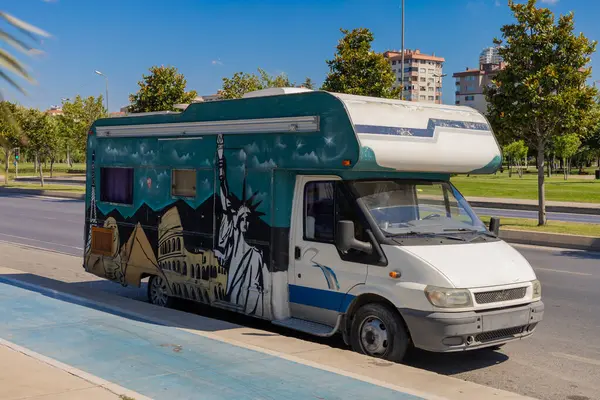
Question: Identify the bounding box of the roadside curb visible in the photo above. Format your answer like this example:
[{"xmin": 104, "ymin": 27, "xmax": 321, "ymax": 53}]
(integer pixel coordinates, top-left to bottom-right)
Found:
[
  {"xmin": 499, "ymin": 229, "xmax": 600, "ymax": 252},
  {"xmin": 469, "ymin": 199, "xmax": 600, "ymax": 215},
  {"xmin": 0, "ymin": 187, "xmax": 84, "ymax": 200}
]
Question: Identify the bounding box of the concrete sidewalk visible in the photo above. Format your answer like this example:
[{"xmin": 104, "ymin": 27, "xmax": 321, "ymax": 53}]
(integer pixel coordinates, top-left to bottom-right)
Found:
[
  {"xmin": 0, "ymin": 243, "xmax": 536, "ymax": 400},
  {"xmin": 0, "ymin": 342, "xmax": 122, "ymax": 400}
]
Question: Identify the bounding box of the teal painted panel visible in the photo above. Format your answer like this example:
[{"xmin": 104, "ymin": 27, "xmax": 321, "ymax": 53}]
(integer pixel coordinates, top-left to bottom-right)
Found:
[
  {"xmin": 273, "ymin": 170, "xmax": 297, "ymax": 228},
  {"xmin": 469, "ymin": 154, "xmax": 502, "ymax": 174}
]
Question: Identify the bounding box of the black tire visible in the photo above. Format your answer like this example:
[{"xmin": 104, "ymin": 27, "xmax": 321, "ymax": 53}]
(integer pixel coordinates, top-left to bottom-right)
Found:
[
  {"xmin": 147, "ymin": 275, "xmax": 174, "ymax": 307},
  {"xmin": 350, "ymin": 303, "xmax": 409, "ymax": 363}
]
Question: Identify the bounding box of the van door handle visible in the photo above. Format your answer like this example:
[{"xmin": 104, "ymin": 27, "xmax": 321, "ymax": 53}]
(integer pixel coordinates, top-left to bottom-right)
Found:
[{"xmin": 294, "ymin": 246, "xmax": 301, "ymax": 260}]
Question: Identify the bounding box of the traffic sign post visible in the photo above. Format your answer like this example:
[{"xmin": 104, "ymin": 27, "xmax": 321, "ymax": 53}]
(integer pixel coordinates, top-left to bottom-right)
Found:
[{"xmin": 13, "ymin": 148, "xmax": 19, "ymax": 178}]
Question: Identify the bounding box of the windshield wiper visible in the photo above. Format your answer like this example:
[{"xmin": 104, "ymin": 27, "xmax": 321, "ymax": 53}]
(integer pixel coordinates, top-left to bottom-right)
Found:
[{"xmin": 388, "ymin": 231, "xmax": 466, "ymax": 241}]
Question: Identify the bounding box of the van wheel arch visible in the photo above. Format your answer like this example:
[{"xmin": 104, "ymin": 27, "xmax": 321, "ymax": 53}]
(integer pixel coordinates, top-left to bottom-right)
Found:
[{"xmin": 343, "ymin": 293, "xmax": 412, "ymax": 345}]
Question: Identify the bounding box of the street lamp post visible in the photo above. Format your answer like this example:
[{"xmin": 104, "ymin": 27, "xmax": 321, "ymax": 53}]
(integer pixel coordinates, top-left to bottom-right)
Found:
[{"xmin": 94, "ymin": 70, "xmax": 109, "ymax": 113}]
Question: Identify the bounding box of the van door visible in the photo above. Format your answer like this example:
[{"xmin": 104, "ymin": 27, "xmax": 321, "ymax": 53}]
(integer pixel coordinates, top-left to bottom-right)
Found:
[{"xmin": 289, "ymin": 176, "xmax": 369, "ymax": 326}]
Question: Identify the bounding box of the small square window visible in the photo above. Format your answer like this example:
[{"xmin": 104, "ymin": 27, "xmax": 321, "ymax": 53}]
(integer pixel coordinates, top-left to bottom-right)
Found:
[
  {"xmin": 172, "ymin": 169, "xmax": 196, "ymax": 198},
  {"xmin": 100, "ymin": 167, "xmax": 133, "ymax": 205}
]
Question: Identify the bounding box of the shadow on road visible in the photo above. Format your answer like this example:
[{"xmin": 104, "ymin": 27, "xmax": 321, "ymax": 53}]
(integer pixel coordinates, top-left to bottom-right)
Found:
[
  {"xmin": 0, "ymin": 272, "xmax": 509, "ymax": 375},
  {"xmin": 558, "ymin": 250, "xmax": 600, "ymax": 260},
  {"xmin": 404, "ymin": 347, "xmax": 509, "ymax": 375}
]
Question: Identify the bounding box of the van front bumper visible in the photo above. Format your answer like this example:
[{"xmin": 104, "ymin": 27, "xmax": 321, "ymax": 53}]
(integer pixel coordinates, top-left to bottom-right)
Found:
[{"xmin": 399, "ymin": 301, "xmax": 544, "ymax": 352}]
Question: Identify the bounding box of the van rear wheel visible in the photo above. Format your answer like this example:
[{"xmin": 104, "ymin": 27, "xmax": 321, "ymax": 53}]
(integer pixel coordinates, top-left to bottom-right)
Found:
[
  {"xmin": 350, "ymin": 303, "xmax": 409, "ymax": 363},
  {"xmin": 148, "ymin": 275, "xmax": 173, "ymax": 307}
]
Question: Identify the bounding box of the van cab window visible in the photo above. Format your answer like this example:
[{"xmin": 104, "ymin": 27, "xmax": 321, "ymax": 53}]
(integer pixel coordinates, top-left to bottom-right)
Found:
[
  {"xmin": 304, "ymin": 181, "xmax": 335, "ymax": 242},
  {"xmin": 304, "ymin": 181, "xmax": 369, "ymax": 245}
]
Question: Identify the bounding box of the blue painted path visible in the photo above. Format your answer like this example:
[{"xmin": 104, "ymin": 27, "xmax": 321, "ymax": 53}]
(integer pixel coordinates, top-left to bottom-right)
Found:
[{"xmin": 0, "ymin": 280, "xmax": 422, "ymax": 400}]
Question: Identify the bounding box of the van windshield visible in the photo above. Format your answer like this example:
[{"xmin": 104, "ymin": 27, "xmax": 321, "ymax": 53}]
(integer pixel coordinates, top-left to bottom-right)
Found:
[{"xmin": 351, "ymin": 180, "xmax": 488, "ymax": 236}]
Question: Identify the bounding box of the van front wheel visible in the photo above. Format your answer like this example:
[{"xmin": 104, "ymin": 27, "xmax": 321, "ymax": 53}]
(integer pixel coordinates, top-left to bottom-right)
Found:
[{"xmin": 350, "ymin": 303, "xmax": 409, "ymax": 363}]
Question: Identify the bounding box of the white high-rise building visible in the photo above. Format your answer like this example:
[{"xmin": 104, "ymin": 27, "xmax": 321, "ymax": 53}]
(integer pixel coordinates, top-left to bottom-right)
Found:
[{"xmin": 479, "ymin": 47, "xmax": 503, "ymax": 66}]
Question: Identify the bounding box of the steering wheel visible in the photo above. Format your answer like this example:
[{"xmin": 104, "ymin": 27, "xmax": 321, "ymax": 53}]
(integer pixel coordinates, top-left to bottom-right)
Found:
[{"xmin": 422, "ymin": 213, "xmax": 441, "ymax": 220}]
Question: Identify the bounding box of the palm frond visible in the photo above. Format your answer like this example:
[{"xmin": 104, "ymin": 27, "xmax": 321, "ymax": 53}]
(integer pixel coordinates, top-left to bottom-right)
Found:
[
  {"xmin": 0, "ymin": 29, "xmax": 34, "ymax": 54},
  {"xmin": 0, "ymin": 48, "xmax": 33, "ymax": 83},
  {"xmin": 0, "ymin": 12, "xmax": 50, "ymax": 41},
  {"xmin": 0, "ymin": 70, "xmax": 27, "ymax": 95},
  {"xmin": 0, "ymin": 10, "xmax": 49, "ymax": 133}
]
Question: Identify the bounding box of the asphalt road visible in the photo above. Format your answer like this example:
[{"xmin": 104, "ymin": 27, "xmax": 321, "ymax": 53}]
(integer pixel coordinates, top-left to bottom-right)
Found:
[
  {"xmin": 0, "ymin": 193, "xmax": 83, "ymax": 256},
  {"xmin": 1, "ymin": 193, "xmax": 599, "ymax": 400}
]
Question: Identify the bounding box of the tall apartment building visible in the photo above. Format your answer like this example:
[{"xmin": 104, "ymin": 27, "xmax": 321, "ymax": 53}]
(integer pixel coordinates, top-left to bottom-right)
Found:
[
  {"xmin": 453, "ymin": 47, "xmax": 504, "ymax": 113},
  {"xmin": 383, "ymin": 49, "xmax": 445, "ymax": 104}
]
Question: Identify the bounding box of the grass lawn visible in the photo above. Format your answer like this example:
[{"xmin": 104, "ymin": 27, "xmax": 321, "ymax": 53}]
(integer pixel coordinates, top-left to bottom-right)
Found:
[
  {"xmin": 0, "ymin": 182, "xmax": 85, "ymax": 193},
  {"xmin": 452, "ymin": 172, "xmax": 600, "ymax": 203},
  {"xmin": 0, "ymin": 162, "xmax": 86, "ymax": 179},
  {"xmin": 479, "ymin": 215, "xmax": 600, "ymax": 237}
]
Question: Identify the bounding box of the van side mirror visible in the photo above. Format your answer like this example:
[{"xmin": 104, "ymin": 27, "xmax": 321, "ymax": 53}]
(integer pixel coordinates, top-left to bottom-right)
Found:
[
  {"xmin": 489, "ymin": 217, "xmax": 500, "ymax": 236},
  {"xmin": 336, "ymin": 220, "xmax": 373, "ymax": 254}
]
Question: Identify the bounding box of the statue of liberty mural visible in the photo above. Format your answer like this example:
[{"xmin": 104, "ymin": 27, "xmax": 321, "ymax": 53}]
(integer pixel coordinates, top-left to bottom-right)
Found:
[{"xmin": 214, "ymin": 134, "xmax": 268, "ymax": 316}]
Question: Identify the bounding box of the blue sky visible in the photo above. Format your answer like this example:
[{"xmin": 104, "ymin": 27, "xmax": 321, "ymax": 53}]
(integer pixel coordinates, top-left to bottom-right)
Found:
[{"xmin": 3, "ymin": 0, "xmax": 600, "ymax": 111}]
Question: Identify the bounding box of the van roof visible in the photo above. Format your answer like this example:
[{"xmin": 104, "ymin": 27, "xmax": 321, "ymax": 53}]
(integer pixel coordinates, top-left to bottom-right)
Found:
[{"xmin": 92, "ymin": 90, "xmax": 501, "ymax": 175}]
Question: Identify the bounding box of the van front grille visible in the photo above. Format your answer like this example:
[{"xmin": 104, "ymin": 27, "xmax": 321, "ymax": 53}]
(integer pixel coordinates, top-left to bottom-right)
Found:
[
  {"xmin": 475, "ymin": 287, "xmax": 527, "ymax": 304},
  {"xmin": 476, "ymin": 326, "xmax": 526, "ymax": 343}
]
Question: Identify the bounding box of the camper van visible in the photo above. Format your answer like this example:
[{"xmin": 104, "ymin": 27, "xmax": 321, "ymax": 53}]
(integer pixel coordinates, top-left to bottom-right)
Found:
[{"xmin": 84, "ymin": 88, "xmax": 543, "ymax": 362}]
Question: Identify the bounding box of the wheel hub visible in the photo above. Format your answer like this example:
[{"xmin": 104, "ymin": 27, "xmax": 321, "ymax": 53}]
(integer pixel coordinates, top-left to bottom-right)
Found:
[
  {"xmin": 359, "ymin": 317, "xmax": 389, "ymax": 356},
  {"xmin": 150, "ymin": 276, "xmax": 169, "ymax": 307}
]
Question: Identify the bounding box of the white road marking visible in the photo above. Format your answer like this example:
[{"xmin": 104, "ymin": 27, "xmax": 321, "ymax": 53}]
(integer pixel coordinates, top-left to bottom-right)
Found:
[
  {"xmin": 0, "ymin": 233, "xmax": 83, "ymax": 251},
  {"xmin": 551, "ymin": 352, "xmax": 600, "ymax": 366},
  {"xmin": 535, "ymin": 267, "xmax": 592, "ymax": 276}
]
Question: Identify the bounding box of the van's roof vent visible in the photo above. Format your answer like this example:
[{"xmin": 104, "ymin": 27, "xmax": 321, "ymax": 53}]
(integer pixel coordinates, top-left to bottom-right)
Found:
[{"xmin": 242, "ymin": 87, "xmax": 313, "ymax": 99}]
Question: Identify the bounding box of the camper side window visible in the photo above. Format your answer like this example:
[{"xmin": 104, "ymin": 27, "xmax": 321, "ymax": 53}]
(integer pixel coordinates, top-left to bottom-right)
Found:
[
  {"xmin": 100, "ymin": 167, "xmax": 133, "ymax": 205},
  {"xmin": 172, "ymin": 169, "xmax": 197, "ymax": 198},
  {"xmin": 304, "ymin": 181, "xmax": 335, "ymax": 242}
]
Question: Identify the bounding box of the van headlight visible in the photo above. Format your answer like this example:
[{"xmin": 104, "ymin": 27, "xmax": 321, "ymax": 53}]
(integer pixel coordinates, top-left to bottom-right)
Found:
[
  {"xmin": 531, "ymin": 280, "xmax": 542, "ymax": 299},
  {"xmin": 424, "ymin": 286, "xmax": 473, "ymax": 308}
]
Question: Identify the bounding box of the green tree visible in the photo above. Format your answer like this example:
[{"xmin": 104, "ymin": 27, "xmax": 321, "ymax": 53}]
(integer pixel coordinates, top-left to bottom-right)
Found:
[
  {"xmin": 485, "ymin": 0, "xmax": 598, "ymax": 225},
  {"xmin": 20, "ymin": 108, "xmax": 57, "ymax": 186},
  {"xmin": 128, "ymin": 66, "xmax": 197, "ymax": 113},
  {"xmin": 0, "ymin": 101, "xmax": 24, "ymax": 184},
  {"xmin": 503, "ymin": 140, "xmax": 529, "ymax": 178},
  {"xmin": 321, "ymin": 28, "xmax": 399, "ymax": 98},
  {"xmin": 220, "ymin": 68, "xmax": 296, "ymax": 100},
  {"xmin": 554, "ymin": 134, "xmax": 581, "ymax": 180},
  {"xmin": 60, "ymin": 95, "xmax": 106, "ymax": 163},
  {"xmin": 301, "ymin": 77, "xmax": 315, "ymax": 89}
]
